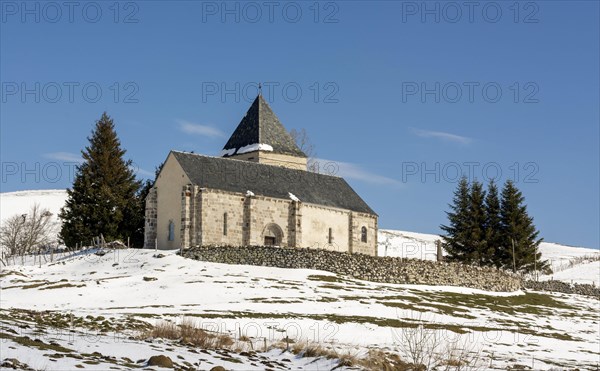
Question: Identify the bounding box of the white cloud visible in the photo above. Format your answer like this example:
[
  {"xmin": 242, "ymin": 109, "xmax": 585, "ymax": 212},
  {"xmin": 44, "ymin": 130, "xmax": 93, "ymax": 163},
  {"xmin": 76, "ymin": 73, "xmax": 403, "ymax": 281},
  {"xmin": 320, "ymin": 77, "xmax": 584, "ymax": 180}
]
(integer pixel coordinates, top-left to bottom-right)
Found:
[
  {"xmin": 411, "ymin": 128, "xmax": 472, "ymax": 145},
  {"xmin": 313, "ymin": 158, "xmax": 402, "ymax": 187},
  {"xmin": 43, "ymin": 152, "xmax": 83, "ymax": 163},
  {"xmin": 178, "ymin": 120, "xmax": 225, "ymax": 138}
]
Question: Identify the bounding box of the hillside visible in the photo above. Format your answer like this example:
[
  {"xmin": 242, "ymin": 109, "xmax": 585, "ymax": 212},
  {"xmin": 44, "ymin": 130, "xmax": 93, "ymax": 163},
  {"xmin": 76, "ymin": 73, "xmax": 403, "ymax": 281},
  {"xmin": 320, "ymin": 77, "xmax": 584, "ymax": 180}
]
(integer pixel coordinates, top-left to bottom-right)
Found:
[
  {"xmin": 0, "ymin": 189, "xmax": 67, "ymax": 224},
  {"xmin": 1, "ymin": 247, "xmax": 599, "ymax": 370},
  {"xmin": 1, "ymin": 190, "xmax": 599, "ymax": 369}
]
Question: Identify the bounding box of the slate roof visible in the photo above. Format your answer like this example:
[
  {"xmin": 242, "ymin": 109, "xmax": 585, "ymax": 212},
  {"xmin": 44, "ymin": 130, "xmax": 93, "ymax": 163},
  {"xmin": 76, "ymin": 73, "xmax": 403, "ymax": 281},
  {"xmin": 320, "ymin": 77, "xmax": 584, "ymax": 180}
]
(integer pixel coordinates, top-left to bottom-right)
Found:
[
  {"xmin": 171, "ymin": 151, "xmax": 376, "ymax": 215},
  {"xmin": 222, "ymin": 95, "xmax": 307, "ymax": 158}
]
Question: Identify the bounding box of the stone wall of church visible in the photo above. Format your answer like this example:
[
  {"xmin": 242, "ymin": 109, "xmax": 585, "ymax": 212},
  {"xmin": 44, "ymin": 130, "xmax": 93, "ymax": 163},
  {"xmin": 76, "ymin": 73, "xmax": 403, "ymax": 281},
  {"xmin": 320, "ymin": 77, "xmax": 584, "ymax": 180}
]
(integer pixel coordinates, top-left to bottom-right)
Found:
[
  {"xmin": 195, "ymin": 190, "xmax": 296, "ymax": 248},
  {"xmin": 350, "ymin": 212, "xmax": 378, "ymax": 256},
  {"xmin": 183, "ymin": 188, "xmax": 378, "ymax": 254},
  {"xmin": 301, "ymin": 204, "xmax": 351, "ymax": 253},
  {"xmin": 199, "ymin": 189, "xmax": 245, "ymax": 246},
  {"xmin": 244, "ymin": 195, "xmax": 291, "ymax": 246},
  {"xmin": 143, "ymin": 187, "xmax": 158, "ymax": 249}
]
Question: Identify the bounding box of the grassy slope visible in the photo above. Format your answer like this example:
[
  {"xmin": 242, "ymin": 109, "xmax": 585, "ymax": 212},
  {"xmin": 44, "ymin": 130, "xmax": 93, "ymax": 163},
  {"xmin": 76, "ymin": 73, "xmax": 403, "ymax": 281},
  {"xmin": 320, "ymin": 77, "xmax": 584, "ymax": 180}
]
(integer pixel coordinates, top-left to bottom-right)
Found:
[{"xmin": 1, "ymin": 249, "xmax": 599, "ymax": 370}]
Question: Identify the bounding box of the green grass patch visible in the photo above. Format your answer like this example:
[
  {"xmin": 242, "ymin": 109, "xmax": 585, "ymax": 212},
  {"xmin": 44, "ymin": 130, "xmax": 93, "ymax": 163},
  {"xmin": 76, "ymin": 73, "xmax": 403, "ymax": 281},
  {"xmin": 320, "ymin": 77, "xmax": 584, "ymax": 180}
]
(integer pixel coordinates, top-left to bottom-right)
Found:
[{"xmin": 0, "ymin": 332, "xmax": 74, "ymax": 353}]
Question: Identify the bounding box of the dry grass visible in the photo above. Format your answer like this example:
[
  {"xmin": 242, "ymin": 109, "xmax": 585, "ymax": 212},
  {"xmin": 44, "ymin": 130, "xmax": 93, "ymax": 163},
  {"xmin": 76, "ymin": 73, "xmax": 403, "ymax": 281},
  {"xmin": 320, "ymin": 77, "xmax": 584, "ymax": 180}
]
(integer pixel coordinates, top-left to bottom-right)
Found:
[
  {"xmin": 147, "ymin": 320, "xmax": 179, "ymax": 339},
  {"xmin": 286, "ymin": 340, "xmax": 420, "ymax": 370},
  {"xmin": 145, "ymin": 318, "xmax": 483, "ymax": 370},
  {"xmin": 356, "ymin": 349, "xmax": 422, "ymax": 371},
  {"xmin": 143, "ymin": 318, "xmax": 233, "ymax": 349}
]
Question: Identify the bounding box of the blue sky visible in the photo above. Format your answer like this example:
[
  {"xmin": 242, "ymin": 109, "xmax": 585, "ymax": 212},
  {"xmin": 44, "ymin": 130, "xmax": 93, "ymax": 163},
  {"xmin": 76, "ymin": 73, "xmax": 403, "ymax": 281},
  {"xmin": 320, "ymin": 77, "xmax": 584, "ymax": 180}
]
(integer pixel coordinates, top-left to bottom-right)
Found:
[{"xmin": 1, "ymin": 1, "xmax": 598, "ymax": 248}]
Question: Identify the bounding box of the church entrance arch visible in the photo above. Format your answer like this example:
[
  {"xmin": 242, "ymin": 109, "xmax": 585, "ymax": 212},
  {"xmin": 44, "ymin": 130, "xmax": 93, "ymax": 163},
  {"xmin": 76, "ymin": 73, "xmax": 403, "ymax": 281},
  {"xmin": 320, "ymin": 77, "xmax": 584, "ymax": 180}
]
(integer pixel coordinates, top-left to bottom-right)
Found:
[{"xmin": 262, "ymin": 223, "xmax": 284, "ymax": 246}]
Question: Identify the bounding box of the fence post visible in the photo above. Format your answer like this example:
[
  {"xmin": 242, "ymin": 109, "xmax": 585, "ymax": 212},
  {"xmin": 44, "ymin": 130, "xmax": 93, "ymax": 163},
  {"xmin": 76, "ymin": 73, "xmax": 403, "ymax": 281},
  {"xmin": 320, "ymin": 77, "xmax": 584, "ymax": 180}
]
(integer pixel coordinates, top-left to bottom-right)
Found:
[{"xmin": 436, "ymin": 240, "xmax": 443, "ymax": 262}]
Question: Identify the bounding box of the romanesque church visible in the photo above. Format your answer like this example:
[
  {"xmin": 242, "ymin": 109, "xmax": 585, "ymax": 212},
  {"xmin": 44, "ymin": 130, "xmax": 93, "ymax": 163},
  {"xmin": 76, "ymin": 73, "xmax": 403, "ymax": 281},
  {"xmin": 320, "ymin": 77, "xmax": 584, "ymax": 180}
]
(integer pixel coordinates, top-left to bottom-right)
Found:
[{"xmin": 144, "ymin": 95, "xmax": 378, "ymax": 255}]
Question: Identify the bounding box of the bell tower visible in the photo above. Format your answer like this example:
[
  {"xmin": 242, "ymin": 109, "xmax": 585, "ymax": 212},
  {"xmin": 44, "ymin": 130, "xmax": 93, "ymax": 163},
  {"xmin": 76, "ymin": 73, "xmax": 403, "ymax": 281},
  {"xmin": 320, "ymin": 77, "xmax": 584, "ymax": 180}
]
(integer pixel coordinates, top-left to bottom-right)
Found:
[{"xmin": 220, "ymin": 94, "xmax": 308, "ymax": 170}]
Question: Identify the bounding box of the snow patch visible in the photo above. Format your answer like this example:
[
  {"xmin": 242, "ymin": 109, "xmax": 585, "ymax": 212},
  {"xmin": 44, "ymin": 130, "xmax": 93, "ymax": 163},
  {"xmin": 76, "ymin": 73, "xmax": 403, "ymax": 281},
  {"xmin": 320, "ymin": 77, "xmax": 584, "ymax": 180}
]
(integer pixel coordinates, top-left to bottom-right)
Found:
[
  {"xmin": 220, "ymin": 148, "xmax": 236, "ymax": 157},
  {"xmin": 288, "ymin": 192, "xmax": 300, "ymax": 202},
  {"xmin": 246, "ymin": 190, "xmax": 255, "ymax": 197},
  {"xmin": 237, "ymin": 143, "xmax": 274, "ymax": 154},
  {"xmin": 1, "ymin": 189, "xmax": 67, "ymax": 225}
]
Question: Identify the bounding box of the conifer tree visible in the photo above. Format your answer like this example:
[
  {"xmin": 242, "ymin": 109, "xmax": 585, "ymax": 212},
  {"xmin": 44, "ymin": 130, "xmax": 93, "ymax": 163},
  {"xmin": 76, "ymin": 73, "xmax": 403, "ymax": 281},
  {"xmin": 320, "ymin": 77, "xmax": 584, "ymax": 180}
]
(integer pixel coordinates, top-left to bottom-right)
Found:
[
  {"xmin": 59, "ymin": 112, "xmax": 141, "ymax": 247},
  {"xmin": 466, "ymin": 181, "xmax": 487, "ymax": 265},
  {"xmin": 483, "ymin": 180, "xmax": 503, "ymax": 267},
  {"xmin": 440, "ymin": 177, "xmax": 472, "ymax": 262},
  {"xmin": 499, "ymin": 180, "xmax": 547, "ymax": 273},
  {"xmin": 128, "ymin": 162, "xmax": 164, "ymax": 248}
]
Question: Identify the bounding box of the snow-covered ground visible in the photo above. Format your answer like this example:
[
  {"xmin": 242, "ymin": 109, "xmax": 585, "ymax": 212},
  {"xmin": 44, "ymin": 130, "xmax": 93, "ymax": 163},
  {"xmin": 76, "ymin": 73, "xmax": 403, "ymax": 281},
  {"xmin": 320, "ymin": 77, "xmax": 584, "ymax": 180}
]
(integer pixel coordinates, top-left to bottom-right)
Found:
[
  {"xmin": 1, "ymin": 249, "xmax": 599, "ymax": 370},
  {"xmin": 1, "ymin": 189, "xmax": 599, "ymax": 369},
  {"xmin": 0, "ymin": 189, "xmax": 67, "ymax": 224}
]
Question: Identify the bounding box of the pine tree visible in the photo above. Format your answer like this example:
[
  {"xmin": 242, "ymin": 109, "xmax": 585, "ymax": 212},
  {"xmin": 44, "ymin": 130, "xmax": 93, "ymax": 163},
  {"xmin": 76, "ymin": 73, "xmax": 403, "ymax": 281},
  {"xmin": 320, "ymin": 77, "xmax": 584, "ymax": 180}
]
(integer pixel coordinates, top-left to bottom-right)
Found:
[
  {"xmin": 440, "ymin": 177, "xmax": 472, "ymax": 262},
  {"xmin": 483, "ymin": 180, "xmax": 503, "ymax": 267},
  {"xmin": 59, "ymin": 112, "xmax": 141, "ymax": 247},
  {"xmin": 466, "ymin": 180, "xmax": 487, "ymax": 265},
  {"xmin": 499, "ymin": 180, "xmax": 548, "ymax": 273},
  {"xmin": 128, "ymin": 162, "xmax": 164, "ymax": 248},
  {"xmin": 120, "ymin": 186, "xmax": 146, "ymax": 248}
]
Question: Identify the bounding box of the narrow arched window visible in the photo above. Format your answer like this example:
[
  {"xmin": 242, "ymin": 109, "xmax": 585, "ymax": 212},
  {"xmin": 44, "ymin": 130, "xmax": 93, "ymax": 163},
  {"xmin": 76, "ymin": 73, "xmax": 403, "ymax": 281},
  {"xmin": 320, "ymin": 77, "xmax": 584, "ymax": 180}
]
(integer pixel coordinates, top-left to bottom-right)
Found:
[
  {"xmin": 361, "ymin": 226, "xmax": 368, "ymax": 243},
  {"xmin": 223, "ymin": 213, "xmax": 228, "ymax": 236},
  {"xmin": 328, "ymin": 228, "xmax": 333, "ymax": 244},
  {"xmin": 168, "ymin": 220, "xmax": 175, "ymax": 241}
]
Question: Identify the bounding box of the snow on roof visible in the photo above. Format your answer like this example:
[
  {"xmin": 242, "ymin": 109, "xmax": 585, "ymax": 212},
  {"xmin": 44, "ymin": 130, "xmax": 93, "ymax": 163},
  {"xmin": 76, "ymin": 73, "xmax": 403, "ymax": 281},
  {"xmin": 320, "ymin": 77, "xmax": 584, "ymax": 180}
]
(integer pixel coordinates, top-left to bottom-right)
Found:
[
  {"xmin": 237, "ymin": 143, "xmax": 274, "ymax": 155},
  {"xmin": 220, "ymin": 144, "xmax": 275, "ymax": 157},
  {"xmin": 220, "ymin": 148, "xmax": 236, "ymax": 157}
]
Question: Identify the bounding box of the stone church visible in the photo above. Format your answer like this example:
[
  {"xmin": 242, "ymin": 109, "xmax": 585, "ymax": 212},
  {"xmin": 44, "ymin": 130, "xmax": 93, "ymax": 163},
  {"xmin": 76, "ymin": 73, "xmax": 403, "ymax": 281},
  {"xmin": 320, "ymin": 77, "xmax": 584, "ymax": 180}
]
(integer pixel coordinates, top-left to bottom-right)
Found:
[{"xmin": 144, "ymin": 95, "xmax": 378, "ymax": 255}]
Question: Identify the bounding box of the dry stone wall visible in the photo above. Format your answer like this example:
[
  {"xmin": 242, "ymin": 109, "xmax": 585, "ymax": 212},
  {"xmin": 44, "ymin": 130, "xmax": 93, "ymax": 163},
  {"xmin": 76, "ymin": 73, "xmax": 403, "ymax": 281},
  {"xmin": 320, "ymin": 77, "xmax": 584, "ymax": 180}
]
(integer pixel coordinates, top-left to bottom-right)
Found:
[
  {"xmin": 184, "ymin": 246, "xmax": 522, "ymax": 292},
  {"xmin": 524, "ymin": 280, "xmax": 599, "ymax": 298}
]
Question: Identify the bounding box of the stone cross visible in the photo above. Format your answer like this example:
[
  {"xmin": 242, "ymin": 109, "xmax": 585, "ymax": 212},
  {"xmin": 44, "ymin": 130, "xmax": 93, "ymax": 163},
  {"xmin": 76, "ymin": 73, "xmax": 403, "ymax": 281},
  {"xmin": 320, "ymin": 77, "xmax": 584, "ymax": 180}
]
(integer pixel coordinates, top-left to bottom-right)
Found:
[{"xmin": 382, "ymin": 236, "xmax": 391, "ymax": 257}]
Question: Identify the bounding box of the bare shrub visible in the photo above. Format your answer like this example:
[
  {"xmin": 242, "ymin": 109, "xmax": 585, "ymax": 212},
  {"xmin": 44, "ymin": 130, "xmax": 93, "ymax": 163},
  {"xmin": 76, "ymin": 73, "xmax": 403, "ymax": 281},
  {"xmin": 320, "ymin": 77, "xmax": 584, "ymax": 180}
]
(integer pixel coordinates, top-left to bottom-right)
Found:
[
  {"xmin": 436, "ymin": 336, "xmax": 483, "ymax": 371},
  {"xmin": 389, "ymin": 311, "xmax": 484, "ymax": 371},
  {"xmin": 0, "ymin": 204, "xmax": 58, "ymax": 265},
  {"xmin": 290, "ymin": 128, "xmax": 318, "ymax": 171},
  {"xmin": 395, "ymin": 324, "xmax": 439, "ymax": 370}
]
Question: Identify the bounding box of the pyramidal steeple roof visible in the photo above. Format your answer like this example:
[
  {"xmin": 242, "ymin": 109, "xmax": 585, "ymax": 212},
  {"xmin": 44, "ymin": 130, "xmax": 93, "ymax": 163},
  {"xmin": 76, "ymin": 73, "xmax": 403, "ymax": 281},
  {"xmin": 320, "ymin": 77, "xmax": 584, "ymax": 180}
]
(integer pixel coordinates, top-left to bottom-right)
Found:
[{"xmin": 221, "ymin": 95, "xmax": 307, "ymax": 158}]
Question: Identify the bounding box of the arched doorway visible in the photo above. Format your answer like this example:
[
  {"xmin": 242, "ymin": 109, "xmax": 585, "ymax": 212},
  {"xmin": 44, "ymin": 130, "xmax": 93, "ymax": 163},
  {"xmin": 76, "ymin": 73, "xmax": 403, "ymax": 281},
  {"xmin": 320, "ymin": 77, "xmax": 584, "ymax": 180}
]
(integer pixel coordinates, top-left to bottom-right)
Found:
[{"xmin": 262, "ymin": 223, "xmax": 284, "ymax": 246}]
